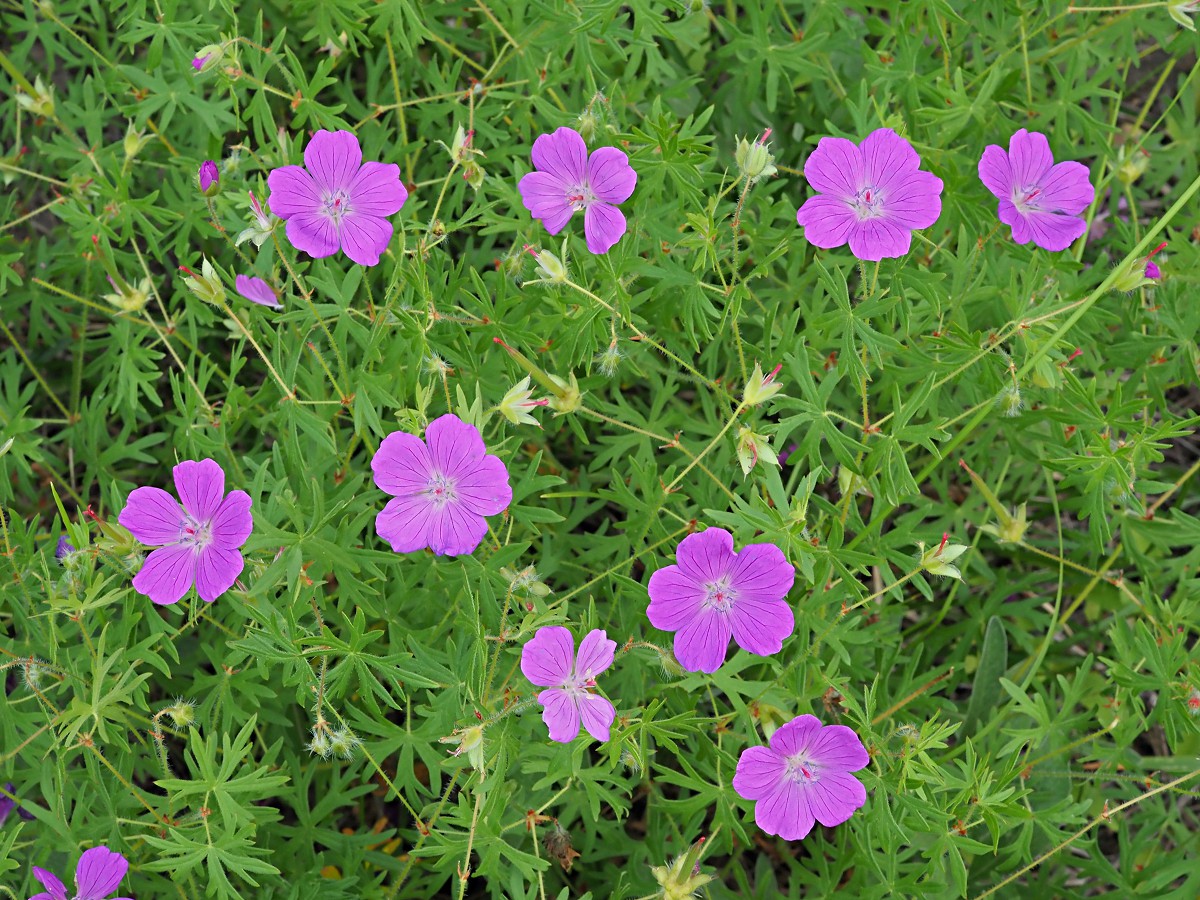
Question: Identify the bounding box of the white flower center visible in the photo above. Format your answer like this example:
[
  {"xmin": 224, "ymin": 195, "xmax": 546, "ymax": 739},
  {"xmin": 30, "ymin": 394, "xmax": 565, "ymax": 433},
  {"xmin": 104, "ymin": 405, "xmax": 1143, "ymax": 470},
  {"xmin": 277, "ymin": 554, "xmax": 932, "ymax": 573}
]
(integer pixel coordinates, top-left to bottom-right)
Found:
[
  {"xmin": 322, "ymin": 189, "xmax": 352, "ymax": 223},
  {"xmin": 851, "ymin": 186, "xmax": 886, "ymax": 221},
  {"xmin": 784, "ymin": 752, "xmax": 820, "ymax": 784},
  {"xmin": 1012, "ymin": 185, "xmax": 1042, "ymax": 214},
  {"xmin": 701, "ymin": 578, "xmax": 736, "ymax": 613},
  {"xmin": 565, "ymin": 183, "xmax": 598, "ymax": 211},
  {"xmin": 426, "ymin": 472, "xmax": 457, "ymax": 507},
  {"xmin": 179, "ymin": 516, "xmax": 213, "ymax": 550}
]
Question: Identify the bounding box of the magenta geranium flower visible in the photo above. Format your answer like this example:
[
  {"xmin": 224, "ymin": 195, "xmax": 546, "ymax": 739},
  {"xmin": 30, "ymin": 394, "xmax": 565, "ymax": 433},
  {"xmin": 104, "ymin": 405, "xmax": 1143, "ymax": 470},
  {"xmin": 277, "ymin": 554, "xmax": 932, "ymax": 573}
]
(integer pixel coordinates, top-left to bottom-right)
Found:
[
  {"xmin": 521, "ymin": 626, "xmax": 617, "ymax": 743},
  {"xmin": 978, "ymin": 129, "xmax": 1094, "ymax": 252},
  {"xmin": 267, "ymin": 129, "xmax": 408, "ymax": 267},
  {"xmin": 235, "ymin": 274, "xmax": 281, "ymax": 309},
  {"xmin": 733, "ymin": 714, "xmax": 869, "ymax": 841},
  {"xmin": 198, "ymin": 160, "xmax": 218, "ymax": 195},
  {"xmin": 118, "ymin": 458, "xmax": 252, "ymax": 606},
  {"xmin": 795, "ymin": 128, "xmax": 943, "ymax": 261},
  {"xmin": 647, "ymin": 528, "xmax": 795, "ymax": 673},
  {"xmin": 518, "ymin": 127, "xmax": 636, "ymax": 255},
  {"xmin": 31, "ymin": 845, "xmax": 132, "ymax": 900},
  {"xmin": 372, "ymin": 414, "xmax": 512, "ymax": 557}
]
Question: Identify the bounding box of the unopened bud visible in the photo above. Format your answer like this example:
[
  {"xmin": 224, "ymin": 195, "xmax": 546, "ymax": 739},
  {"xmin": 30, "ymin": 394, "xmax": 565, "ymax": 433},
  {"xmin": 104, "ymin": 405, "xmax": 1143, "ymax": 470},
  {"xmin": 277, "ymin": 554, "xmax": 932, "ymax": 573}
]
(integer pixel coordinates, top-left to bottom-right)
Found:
[
  {"xmin": 917, "ymin": 533, "xmax": 968, "ymax": 580},
  {"xmin": 15, "ymin": 76, "xmax": 54, "ymax": 117},
  {"xmin": 735, "ymin": 130, "xmax": 777, "ymax": 183},
  {"xmin": 1114, "ymin": 242, "xmax": 1167, "ymax": 293},
  {"xmin": 594, "ymin": 339, "xmax": 623, "ymax": 376},
  {"xmin": 123, "ymin": 123, "xmax": 151, "ymax": 162},
  {"xmin": 735, "ymin": 426, "xmax": 779, "ymax": 476},
  {"xmin": 524, "ymin": 241, "xmax": 569, "ymax": 284},
  {"xmin": 198, "ymin": 160, "xmax": 220, "ymax": 196},
  {"xmin": 104, "ymin": 275, "xmax": 151, "ymax": 313},
  {"xmin": 180, "ymin": 259, "xmax": 226, "ymax": 306},
  {"xmin": 650, "ymin": 837, "xmax": 714, "ymax": 900},
  {"xmin": 191, "ymin": 44, "xmax": 223, "ymax": 73},
  {"xmin": 576, "ymin": 109, "xmax": 599, "ymax": 143},
  {"xmin": 995, "ymin": 384, "xmax": 1022, "ymax": 417},
  {"xmin": 439, "ymin": 724, "xmax": 486, "ymax": 772}
]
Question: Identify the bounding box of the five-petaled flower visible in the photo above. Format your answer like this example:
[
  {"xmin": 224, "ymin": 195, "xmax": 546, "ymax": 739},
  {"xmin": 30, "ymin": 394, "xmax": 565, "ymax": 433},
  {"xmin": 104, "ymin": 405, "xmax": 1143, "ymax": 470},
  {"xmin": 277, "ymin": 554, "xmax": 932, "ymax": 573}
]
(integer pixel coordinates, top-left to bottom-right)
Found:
[
  {"xmin": 30, "ymin": 845, "xmax": 133, "ymax": 900},
  {"xmin": 372, "ymin": 414, "xmax": 512, "ymax": 557},
  {"xmin": 119, "ymin": 459, "xmax": 253, "ymax": 606},
  {"xmin": 795, "ymin": 127, "xmax": 943, "ymax": 261},
  {"xmin": 647, "ymin": 528, "xmax": 795, "ymax": 673},
  {"xmin": 268, "ymin": 129, "xmax": 408, "ymax": 267},
  {"xmin": 978, "ymin": 129, "xmax": 1094, "ymax": 252},
  {"xmin": 732, "ymin": 714, "xmax": 870, "ymax": 841},
  {"xmin": 235, "ymin": 274, "xmax": 282, "ymax": 309},
  {"xmin": 521, "ymin": 626, "xmax": 617, "ymax": 743},
  {"xmin": 518, "ymin": 126, "xmax": 637, "ymax": 255}
]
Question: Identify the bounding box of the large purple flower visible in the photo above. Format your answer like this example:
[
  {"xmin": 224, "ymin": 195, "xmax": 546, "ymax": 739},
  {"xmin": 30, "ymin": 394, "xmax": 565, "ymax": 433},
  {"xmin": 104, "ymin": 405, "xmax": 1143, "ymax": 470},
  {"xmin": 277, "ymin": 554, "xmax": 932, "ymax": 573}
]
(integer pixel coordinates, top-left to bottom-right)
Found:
[
  {"xmin": 118, "ymin": 459, "xmax": 253, "ymax": 606},
  {"xmin": 372, "ymin": 414, "xmax": 512, "ymax": 557},
  {"xmin": 733, "ymin": 715, "xmax": 869, "ymax": 841},
  {"xmin": 518, "ymin": 127, "xmax": 636, "ymax": 255},
  {"xmin": 267, "ymin": 129, "xmax": 408, "ymax": 266},
  {"xmin": 31, "ymin": 845, "xmax": 132, "ymax": 900},
  {"xmin": 521, "ymin": 626, "xmax": 617, "ymax": 743},
  {"xmin": 978, "ymin": 129, "xmax": 1094, "ymax": 252},
  {"xmin": 647, "ymin": 528, "xmax": 795, "ymax": 673},
  {"xmin": 795, "ymin": 128, "xmax": 943, "ymax": 261}
]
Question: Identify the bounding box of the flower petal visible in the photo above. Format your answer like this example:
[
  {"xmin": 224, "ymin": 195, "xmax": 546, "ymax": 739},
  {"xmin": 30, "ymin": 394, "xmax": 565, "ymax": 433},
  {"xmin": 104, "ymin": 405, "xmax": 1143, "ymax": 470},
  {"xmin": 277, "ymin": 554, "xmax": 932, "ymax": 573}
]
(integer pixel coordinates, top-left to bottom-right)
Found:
[
  {"xmin": 768, "ymin": 715, "xmax": 823, "ymax": 757},
  {"xmin": 673, "ymin": 607, "xmax": 732, "ymax": 673},
  {"xmin": 807, "ymin": 723, "xmax": 871, "ymax": 772},
  {"xmin": 537, "ymin": 688, "xmax": 581, "ymax": 743},
  {"xmin": 530, "ymin": 127, "xmax": 589, "ymax": 185},
  {"xmin": 859, "ymin": 128, "xmax": 920, "ymax": 193},
  {"xmin": 427, "ymin": 501, "xmax": 488, "ymax": 556},
  {"xmin": 521, "ymin": 626, "xmax": 576, "ymax": 687},
  {"xmin": 304, "ymin": 129, "xmax": 362, "ymax": 193},
  {"xmin": 285, "ymin": 212, "xmax": 340, "ymax": 259},
  {"xmin": 728, "ymin": 597, "xmax": 793, "ymax": 657},
  {"xmin": 348, "ymin": 161, "xmax": 407, "ymax": 217},
  {"xmin": 74, "ymin": 846, "xmax": 128, "ymax": 900},
  {"xmin": 373, "ymin": 431, "xmax": 434, "ymax": 496},
  {"xmin": 1010, "ymin": 206, "xmax": 1087, "ymax": 252},
  {"xmin": 755, "ymin": 781, "xmax": 816, "ymax": 841},
  {"xmin": 209, "ymin": 490, "xmax": 253, "ymax": 550},
  {"xmin": 266, "ymin": 165, "xmax": 320, "ymax": 219},
  {"xmin": 454, "ymin": 455, "xmax": 512, "ymax": 517},
  {"xmin": 376, "ymin": 494, "xmax": 436, "ymax": 554},
  {"xmin": 646, "ymin": 566, "xmax": 705, "ymax": 631},
  {"xmin": 586, "ymin": 146, "xmax": 636, "ymax": 205},
  {"xmin": 847, "ymin": 218, "xmax": 913, "ymax": 261},
  {"xmin": 425, "ymin": 414, "xmax": 487, "ymax": 478},
  {"xmin": 1008, "ymin": 129, "xmax": 1053, "ymax": 188},
  {"xmin": 577, "ymin": 692, "xmax": 616, "ymax": 741},
  {"xmin": 340, "ymin": 214, "xmax": 394, "ymax": 266},
  {"xmin": 674, "ymin": 528, "xmax": 735, "ymax": 582},
  {"xmin": 194, "ymin": 544, "xmax": 243, "ymax": 603},
  {"xmin": 32, "ymin": 867, "xmax": 67, "ymax": 900},
  {"xmin": 803, "ymin": 136, "xmax": 862, "ymax": 197},
  {"xmin": 795, "ymin": 194, "xmax": 858, "ymax": 250},
  {"xmin": 728, "ymin": 543, "xmax": 795, "ymax": 602},
  {"xmin": 518, "ymin": 170, "xmax": 574, "ymax": 233},
  {"xmin": 583, "ymin": 202, "xmax": 627, "ymax": 254},
  {"xmin": 235, "ymin": 275, "xmax": 281, "ymax": 309},
  {"xmin": 806, "ymin": 772, "xmax": 867, "ymax": 827},
  {"xmin": 575, "ymin": 629, "xmax": 616, "ymax": 679},
  {"xmin": 173, "ymin": 459, "xmax": 225, "ymax": 522},
  {"xmin": 880, "ymin": 170, "xmax": 943, "ymax": 229},
  {"xmin": 733, "ymin": 745, "xmax": 787, "ymax": 801},
  {"xmin": 118, "ymin": 486, "xmax": 185, "ymax": 546},
  {"xmin": 132, "ymin": 545, "xmax": 196, "ymax": 606},
  {"xmin": 977, "ymin": 144, "xmax": 1012, "ymax": 199},
  {"xmin": 1037, "ymin": 160, "xmax": 1094, "ymax": 215}
]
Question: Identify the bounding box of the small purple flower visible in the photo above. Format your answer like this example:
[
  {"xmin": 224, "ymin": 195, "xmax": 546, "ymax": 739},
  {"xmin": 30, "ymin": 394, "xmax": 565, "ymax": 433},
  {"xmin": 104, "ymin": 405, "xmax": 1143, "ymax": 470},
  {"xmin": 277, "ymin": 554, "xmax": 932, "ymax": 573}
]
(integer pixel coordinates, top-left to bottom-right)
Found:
[
  {"xmin": 372, "ymin": 414, "xmax": 512, "ymax": 557},
  {"xmin": 518, "ymin": 126, "xmax": 637, "ymax": 255},
  {"xmin": 192, "ymin": 54, "xmax": 210, "ymax": 72},
  {"xmin": 198, "ymin": 160, "xmax": 219, "ymax": 195},
  {"xmin": 521, "ymin": 626, "xmax": 617, "ymax": 743},
  {"xmin": 795, "ymin": 128, "xmax": 943, "ymax": 261},
  {"xmin": 0, "ymin": 782, "xmax": 34, "ymax": 825},
  {"xmin": 235, "ymin": 274, "xmax": 282, "ymax": 309},
  {"xmin": 55, "ymin": 535, "xmax": 75, "ymax": 562},
  {"xmin": 30, "ymin": 845, "xmax": 131, "ymax": 900},
  {"xmin": 647, "ymin": 528, "xmax": 795, "ymax": 673},
  {"xmin": 1145, "ymin": 260, "xmax": 1161, "ymax": 280},
  {"xmin": 978, "ymin": 129, "xmax": 1094, "ymax": 252},
  {"xmin": 732, "ymin": 714, "xmax": 869, "ymax": 841},
  {"xmin": 267, "ymin": 129, "xmax": 408, "ymax": 267},
  {"xmin": 118, "ymin": 459, "xmax": 252, "ymax": 606}
]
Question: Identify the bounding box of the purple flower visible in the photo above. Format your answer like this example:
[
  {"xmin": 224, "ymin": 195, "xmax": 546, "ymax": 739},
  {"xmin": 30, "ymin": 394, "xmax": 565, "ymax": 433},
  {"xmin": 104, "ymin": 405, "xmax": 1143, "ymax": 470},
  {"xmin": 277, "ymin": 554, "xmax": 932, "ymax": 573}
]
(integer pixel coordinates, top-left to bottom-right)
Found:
[
  {"xmin": 235, "ymin": 274, "xmax": 282, "ymax": 309},
  {"xmin": 1145, "ymin": 260, "xmax": 1161, "ymax": 280},
  {"xmin": 198, "ymin": 160, "xmax": 219, "ymax": 195},
  {"xmin": 191, "ymin": 54, "xmax": 210, "ymax": 72},
  {"xmin": 372, "ymin": 414, "xmax": 512, "ymax": 557},
  {"xmin": 518, "ymin": 126, "xmax": 637, "ymax": 255},
  {"xmin": 978, "ymin": 129, "xmax": 1094, "ymax": 252},
  {"xmin": 521, "ymin": 626, "xmax": 617, "ymax": 743},
  {"xmin": 732, "ymin": 714, "xmax": 869, "ymax": 841},
  {"xmin": 267, "ymin": 129, "xmax": 408, "ymax": 267},
  {"xmin": 795, "ymin": 128, "xmax": 943, "ymax": 261},
  {"xmin": 54, "ymin": 535, "xmax": 75, "ymax": 562},
  {"xmin": 647, "ymin": 528, "xmax": 795, "ymax": 673},
  {"xmin": 0, "ymin": 782, "xmax": 34, "ymax": 824},
  {"xmin": 118, "ymin": 458, "xmax": 252, "ymax": 606},
  {"xmin": 30, "ymin": 845, "xmax": 131, "ymax": 900}
]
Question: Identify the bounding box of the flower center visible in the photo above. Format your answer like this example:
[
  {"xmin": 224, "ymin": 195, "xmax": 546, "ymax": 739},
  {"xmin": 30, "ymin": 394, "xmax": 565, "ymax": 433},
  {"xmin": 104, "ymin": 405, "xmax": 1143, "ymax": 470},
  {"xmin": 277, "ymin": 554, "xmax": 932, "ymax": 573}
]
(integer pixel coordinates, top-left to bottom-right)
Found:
[
  {"xmin": 179, "ymin": 516, "xmax": 213, "ymax": 550},
  {"xmin": 701, "ymin": 578, "xmax": 736, "ymax": 613},
  {"xmin": 1013, "ymin": 185, "xmax": 1042, "ymax": 213},
  {"xmin": 784, "ymin": 752, "xmax": 820, "ymax": 784},
  {"xmin": 322, "ymin": 189, "xmax": 352, "ymax": 223},
  {"xmin": 426, "ymin": 472, "xmax": 457, "ymax": 507},
  {"xmin": 565, "ymin": 184, "xmax": 598, "ymax": 211},
  {"xmin": 851, "ymin": 186, "xmax": 885, "ymax": 220}
]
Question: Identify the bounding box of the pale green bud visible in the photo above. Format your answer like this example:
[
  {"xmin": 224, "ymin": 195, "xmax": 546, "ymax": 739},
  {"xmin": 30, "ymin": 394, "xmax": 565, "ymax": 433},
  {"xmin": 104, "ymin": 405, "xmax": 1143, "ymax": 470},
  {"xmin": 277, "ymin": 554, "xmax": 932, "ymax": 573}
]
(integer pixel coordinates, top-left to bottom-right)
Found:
[
  {"xmin": 15, "ymin": 76, "xmax": 54, "ymax": 118},
  {"xmin": 735, "ymin": 426, "xmax": 779, "ymax": 476},
  {"xmin": 735, "ymin": 130, "xmax": 777, "ymax": 182},
  {"xmin": 917, "ymin": 534, "xmax": 969, "ymax": 580},
  {"xmin": 180, "ymin": 259, "xmax": 226, "ymax": 306},
  {"xmin": 742, "ymin": 362, "xmax": 784, "ymax": 407}
]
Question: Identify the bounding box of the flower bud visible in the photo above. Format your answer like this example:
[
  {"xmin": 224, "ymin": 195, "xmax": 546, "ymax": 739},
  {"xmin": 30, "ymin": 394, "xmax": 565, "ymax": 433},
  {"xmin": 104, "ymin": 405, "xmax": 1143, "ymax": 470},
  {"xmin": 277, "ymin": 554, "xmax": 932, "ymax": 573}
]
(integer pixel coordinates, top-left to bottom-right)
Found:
[
  {"xmin": 546, "ymin": 372, "xmax": 583, "ymax": 415},
  {"xmin": 742, "ymin": 362, "xmax": 784, "ymax": 407},
  {"xmin": 735, "ymin": 426, "xmax": 779, "ymax": 476},
  {"xmin": 167, "ymin": 700, "xmax": 196, "ymax": 727},
  {"xmin": 180, "ymin": 259, "xmax": 226, "ymax": 306},
  {"xmin": 328, "ymin": 727, "xmax": 361, "ymax": 759},
  {"xmin": 235, "ymin": 191, "xmax": 276, "ymax": 248},
  {"xmin": 838, "ymin": 466, "xmax": 871, "ymax": 498},
  {"xmin": 462, "ymin": 160, "xmax": 485, "ymax": 190},
  {"xmin": 576, "ymin": 109, "xmax": 599, "ymax": 143},
  {"xmin": 1169, "ymin": 0, "xmax": 1199, "ymax": 30},
  {"xmin": 307, "ymin": 729, "xmax": 332, "ymax": 758},
  {"xmin": 439, "ymin": 725, "xmax": 486, "ymax": 772},
  {"xmin": 523, "ymin": 241, "xmax": 569, "ymax": 285},
  {"xmin": 191, "ymin": 44, "xmax": 223, "ymax": 73},
  {"xmin": 650, "ymin": 837, "xmax": 715, "ymax": 900},
  {"xmin": 15, "ymin": 76, "xmax": 54, "ymax": 118},
  {"xmin": 123, "ymin": 123, "xmax": 151, "ymax": 162},
  {"xmin": 917, "ymin": 533, "xmax": 968, "ymax": 580},
  {"xmin": 198, "ymin": 160, "xmax": 220, "ymax": 196},
  {"xmin": 735, "ymin": 130, "xmax": 777, "ymax": 183},
  {"xmin": 594, "ymin": 339, "xmax": 623, "ymax": 376},
  {"xmin": 1114, "ymin": 242, "xmax": 1167, "ymax": 293},
  {"xmin": 103, "ymin": 276, "xmax": 151, "ymax": 313},
  {"xmin": 995, "ymin": 384, "xmax": 1022, "ymax": 417},
  {"xmin": 1116, "ymin": 147, "xmax": 1150, "ymax": 185}
]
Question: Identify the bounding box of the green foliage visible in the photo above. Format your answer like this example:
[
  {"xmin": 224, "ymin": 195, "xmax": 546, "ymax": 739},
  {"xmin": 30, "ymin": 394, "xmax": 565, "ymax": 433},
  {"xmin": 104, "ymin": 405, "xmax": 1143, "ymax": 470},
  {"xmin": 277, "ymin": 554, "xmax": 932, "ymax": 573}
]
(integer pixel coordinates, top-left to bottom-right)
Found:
[{"xmin": 1, "ymin": 0, "xmax": 1199, "ymax": 898}]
